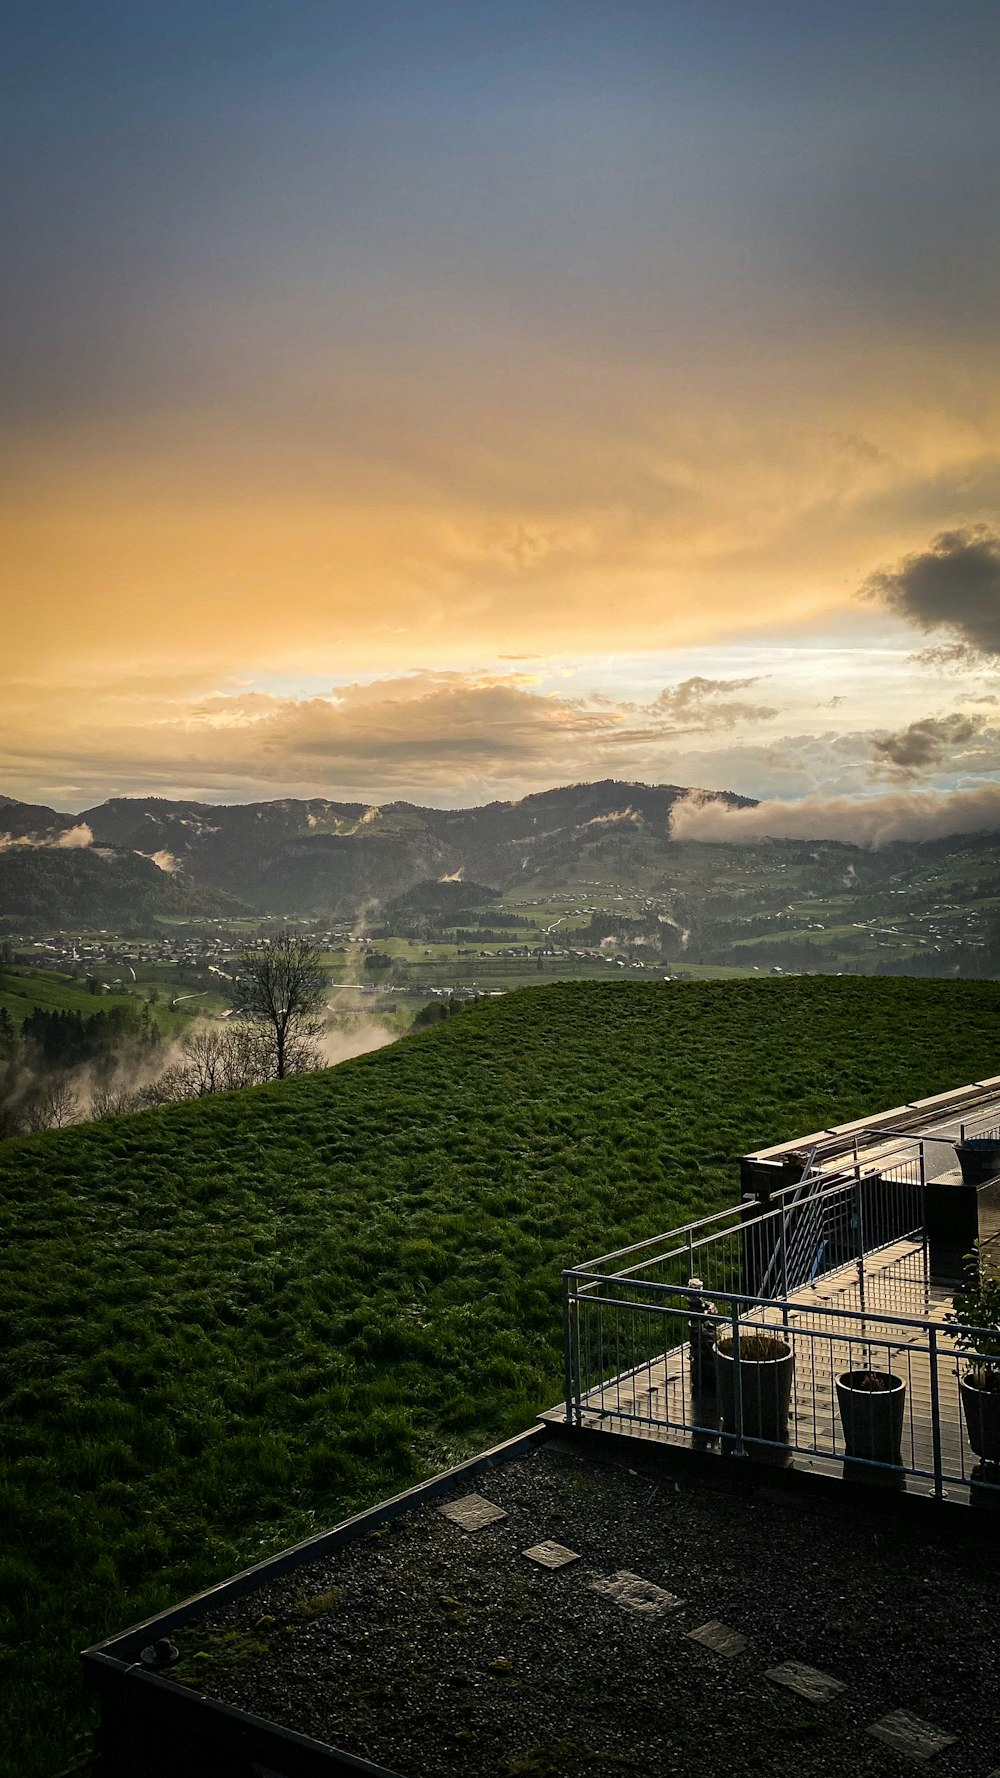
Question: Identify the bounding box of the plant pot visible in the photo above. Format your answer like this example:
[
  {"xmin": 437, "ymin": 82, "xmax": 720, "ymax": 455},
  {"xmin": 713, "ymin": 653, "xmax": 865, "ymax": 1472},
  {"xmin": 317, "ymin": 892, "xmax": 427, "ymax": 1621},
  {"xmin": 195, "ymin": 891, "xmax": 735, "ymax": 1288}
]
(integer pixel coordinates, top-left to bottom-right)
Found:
[
  {"xmin": 956, "ymin": 1140, "xmax": 1000, "ymax": 1186},
  {"xmin": 836, "ymin": 1371, "xmax": 905, "ymax": 1465},
  {"xmin": 714, "ymin": 1334, "xmax": 794, "ymax": 1444},
  {"xmin": 960, "ymin": 1372, "xmax": 1000, "ymax": 1463}
]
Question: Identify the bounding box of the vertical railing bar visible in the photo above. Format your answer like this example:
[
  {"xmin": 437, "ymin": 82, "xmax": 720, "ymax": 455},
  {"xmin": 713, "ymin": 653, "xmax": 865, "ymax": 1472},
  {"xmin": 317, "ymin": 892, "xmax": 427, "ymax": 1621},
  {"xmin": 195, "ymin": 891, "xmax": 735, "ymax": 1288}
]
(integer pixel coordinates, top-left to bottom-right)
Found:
[
  {"xmin": 596, "ymin": 1282, "xmax": 605, "ymax": 1417},
  {"xmin": 855, "ymin": 1177, "xmax": 867, "ymax": 1332},
  {"xmin": 928, "ymin": 1325, "xmax": 944, "ymax": 1499},
  {"xmin": 730, "ymin": 1301, "xmax": 744, "ymax": 1455},
  {"xmin": 580, "ymin": 1280, "xmax": 588, "ymax": 1416},
  {"xmin": 563, "ymin": 1270, "xmax": 572, "ymax": 1423}
]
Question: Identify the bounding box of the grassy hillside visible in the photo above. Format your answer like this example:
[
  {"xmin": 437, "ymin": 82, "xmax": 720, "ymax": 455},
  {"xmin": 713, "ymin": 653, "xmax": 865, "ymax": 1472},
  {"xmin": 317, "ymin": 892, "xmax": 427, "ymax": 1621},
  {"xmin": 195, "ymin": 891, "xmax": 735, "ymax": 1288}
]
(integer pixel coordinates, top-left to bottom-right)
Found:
[
  {"xmin": 0, "ymin": 966, "xmax": 140, "ymax": 1024},
  {"xmin": 0, "ymin": 967, "xmax": 188, "ymax": 1037},
  {"xmin": 3, "ymin": 977, "xmax": 999, "ymax": 1776}
]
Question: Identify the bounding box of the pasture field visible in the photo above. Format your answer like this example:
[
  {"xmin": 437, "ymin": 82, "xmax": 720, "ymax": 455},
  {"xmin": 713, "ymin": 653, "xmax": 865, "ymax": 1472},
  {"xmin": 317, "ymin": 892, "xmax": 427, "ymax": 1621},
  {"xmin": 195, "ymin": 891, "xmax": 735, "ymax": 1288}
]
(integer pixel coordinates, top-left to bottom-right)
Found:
[
  {"xmin": 0, "ymin": 967, "xmax": 142, "ymax": 1025},
  {"xmin": 0, "ymin": 968, "xmax": 196, "ymax": 1039},
  {"xmin": 3, "ymin": 977, "xmax": 1000, "ymax": 1775}
]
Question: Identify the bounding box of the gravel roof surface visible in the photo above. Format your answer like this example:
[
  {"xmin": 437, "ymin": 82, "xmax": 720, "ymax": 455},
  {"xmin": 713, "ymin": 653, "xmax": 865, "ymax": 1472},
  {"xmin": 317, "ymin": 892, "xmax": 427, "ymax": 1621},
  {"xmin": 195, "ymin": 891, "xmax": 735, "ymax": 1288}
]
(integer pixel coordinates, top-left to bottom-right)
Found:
[{"xmin": 173, "ymin": 1438, "xmax": 1000, "ymax": 1777}]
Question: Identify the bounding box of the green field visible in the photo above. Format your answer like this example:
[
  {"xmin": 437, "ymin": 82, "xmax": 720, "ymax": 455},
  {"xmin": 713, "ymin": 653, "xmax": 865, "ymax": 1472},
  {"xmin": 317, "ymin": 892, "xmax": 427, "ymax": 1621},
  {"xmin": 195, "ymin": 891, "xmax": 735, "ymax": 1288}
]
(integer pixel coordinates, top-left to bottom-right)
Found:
[
  {"xmin": 1, "ymin": 968, "xmax": 141, "ymax": 1024},
  {"xmin": 3, "ymin": 977, "xmax": 1000, "ymax": 1775},
  {"xmin": 0, "ymin": 968, "xmax": 194, "ymax": 1039}
]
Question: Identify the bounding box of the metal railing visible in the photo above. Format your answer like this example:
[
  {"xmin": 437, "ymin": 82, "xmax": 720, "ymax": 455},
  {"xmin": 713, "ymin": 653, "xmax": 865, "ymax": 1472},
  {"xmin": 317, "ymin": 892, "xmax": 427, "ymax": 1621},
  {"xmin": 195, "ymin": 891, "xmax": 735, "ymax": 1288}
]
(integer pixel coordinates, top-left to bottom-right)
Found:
[
  {"xmin": 572, "ymin": 1165, "xmax": 924, "ymax": 1306},
  {"xmin": 563, "ymin": 1274, "xmax": 1000, "ymax": 1498},
  {"xmin": 563, "ymin": 1121, "xmax": 1000, "ymax": 1500}
]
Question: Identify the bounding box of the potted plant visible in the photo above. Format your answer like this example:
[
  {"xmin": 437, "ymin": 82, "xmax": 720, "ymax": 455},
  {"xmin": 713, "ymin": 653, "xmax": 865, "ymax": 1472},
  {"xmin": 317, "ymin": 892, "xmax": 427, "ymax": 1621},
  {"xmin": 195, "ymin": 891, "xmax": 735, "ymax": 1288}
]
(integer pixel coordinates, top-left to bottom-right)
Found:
[
  {"xmin": 686, "ymin": 1277, "xmax": 723, "ymax": 1396},
  {"xmin": 955, "ymin": 1135, "xmax": 1000, "ymax": 1187},
  {"xmin": 948, "ymin": 1246, "xmax": 1000, "ymax": 1463},
  {"xmin": 713, "ymin": 1329, "xmax": 794, "ymax": 1444},
  {"xmin": 835, "ymin": 1365, "xmax": 906, "ymax": 1465}
]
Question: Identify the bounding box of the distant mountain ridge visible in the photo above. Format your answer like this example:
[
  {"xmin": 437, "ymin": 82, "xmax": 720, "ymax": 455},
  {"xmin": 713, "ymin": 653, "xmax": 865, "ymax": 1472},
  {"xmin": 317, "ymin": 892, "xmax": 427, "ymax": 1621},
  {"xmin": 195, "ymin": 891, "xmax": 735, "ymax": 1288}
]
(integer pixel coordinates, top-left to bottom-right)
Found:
[
  {"xmin": 0, "ymin": 780, "xmax": 751, "ymax": 920},
  {"xmin": 0, "ymin": 846, "xmax": 240, "ymax": 928}
]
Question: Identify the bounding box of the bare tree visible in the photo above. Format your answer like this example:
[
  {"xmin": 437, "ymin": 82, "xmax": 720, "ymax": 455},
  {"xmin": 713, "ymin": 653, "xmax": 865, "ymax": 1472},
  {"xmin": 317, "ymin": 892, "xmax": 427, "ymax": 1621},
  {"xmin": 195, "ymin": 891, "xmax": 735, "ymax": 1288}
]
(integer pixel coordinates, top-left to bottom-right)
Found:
[
  {"xmin": 230, "ymin": 932, "xmax": 327, "ymax": 1080},
  {"xmin": 218, "ymin": 1023, "xmax": 275, "ymax": 1089},
  {"xmin": 84, "ymin": 1023, "xmax": 277, "ymax": 1125},
  {"xmin": 21, "ymin": 1076, "xmax": 79, "ymax": 1132},
  {"xmin": 175, "ymin": 1023, "xmax": 273, "ymax": 1096}
]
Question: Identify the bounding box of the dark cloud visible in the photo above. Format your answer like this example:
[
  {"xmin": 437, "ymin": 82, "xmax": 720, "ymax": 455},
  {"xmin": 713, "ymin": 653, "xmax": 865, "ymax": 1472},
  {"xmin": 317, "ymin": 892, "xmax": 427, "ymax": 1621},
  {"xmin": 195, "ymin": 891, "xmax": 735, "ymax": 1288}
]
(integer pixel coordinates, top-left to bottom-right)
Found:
[
  {"xmin": 910, "ymin": 640, "xmax": 991, "ymax": 672},
  {"xmin": 871, "ymin": 712, "xmax": 986, "ymax": 778},
  {"xmin": 648, "ymin": 676, "xmax": 776, "ymax": 730},
  {"xmin": 864, "ymin": 528, "xmax": 1000, "ymax": 654}
]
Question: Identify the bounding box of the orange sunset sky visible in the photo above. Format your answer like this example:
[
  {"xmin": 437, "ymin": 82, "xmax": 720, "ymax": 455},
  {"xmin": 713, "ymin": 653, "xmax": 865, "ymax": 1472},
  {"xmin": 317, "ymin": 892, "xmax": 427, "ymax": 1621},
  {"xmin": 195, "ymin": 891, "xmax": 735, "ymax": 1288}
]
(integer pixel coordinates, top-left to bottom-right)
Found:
[{"xmin": 4, "ymin": 2, "xmax": 1000, "ymax": 818}]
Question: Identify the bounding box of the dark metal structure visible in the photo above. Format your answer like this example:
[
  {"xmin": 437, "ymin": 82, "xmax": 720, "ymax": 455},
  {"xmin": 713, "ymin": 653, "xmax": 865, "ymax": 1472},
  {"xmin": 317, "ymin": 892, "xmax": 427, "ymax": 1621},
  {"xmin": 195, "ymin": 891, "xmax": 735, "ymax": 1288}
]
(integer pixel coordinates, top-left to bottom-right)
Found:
[{"xmin": 560, "ymin": 1079, "xmax": 1000, "ymax": 1500}]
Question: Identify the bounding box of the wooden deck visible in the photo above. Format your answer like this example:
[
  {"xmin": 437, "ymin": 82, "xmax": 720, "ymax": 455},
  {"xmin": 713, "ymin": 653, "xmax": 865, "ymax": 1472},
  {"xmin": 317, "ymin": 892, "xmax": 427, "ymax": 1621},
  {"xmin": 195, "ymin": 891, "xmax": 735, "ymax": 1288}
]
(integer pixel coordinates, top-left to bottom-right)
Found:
[{"xmin": 545, "ymin": 1240, "xmax": 1000, "ymax": 1503}]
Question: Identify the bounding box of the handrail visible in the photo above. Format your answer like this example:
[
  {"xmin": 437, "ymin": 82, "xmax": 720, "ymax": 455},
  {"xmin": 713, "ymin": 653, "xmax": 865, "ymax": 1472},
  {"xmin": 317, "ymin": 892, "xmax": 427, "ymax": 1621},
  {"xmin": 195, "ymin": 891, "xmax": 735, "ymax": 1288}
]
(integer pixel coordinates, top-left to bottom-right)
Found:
[
  {"xmin": 579, "ymin": 1158, "xmax": 882, "ymax": 1272},
  {"xmin": 588, "ymin": 1165, "xmax": 916, "ymax": 1284},
  {"xmin": 563, "ymin": 1270, "xmax": 997, "ymax": 1342},
  {"xmin": 577, "ymin": 1101, "xmax": 985, "ymax": 1276}
]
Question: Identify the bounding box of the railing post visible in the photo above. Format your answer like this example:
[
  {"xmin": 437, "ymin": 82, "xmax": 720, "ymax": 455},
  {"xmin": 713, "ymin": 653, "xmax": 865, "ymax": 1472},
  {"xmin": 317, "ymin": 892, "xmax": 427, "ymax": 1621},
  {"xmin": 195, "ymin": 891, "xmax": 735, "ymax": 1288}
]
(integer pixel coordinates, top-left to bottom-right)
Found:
[
  {"xmin": 928, "ymin": 1324, "xmax": 944, "ymax": 1499},
  {"xmin": 563, "ymin": 1271, "xmax": 578, "ymax": 1428},
  {"xmin": 730, "ymin": 1302, "xmax": 744, "ymax": 1456},
  {"xmin": 854, "ymin": 1178, "xmax": 866, "ymax": 1323}
]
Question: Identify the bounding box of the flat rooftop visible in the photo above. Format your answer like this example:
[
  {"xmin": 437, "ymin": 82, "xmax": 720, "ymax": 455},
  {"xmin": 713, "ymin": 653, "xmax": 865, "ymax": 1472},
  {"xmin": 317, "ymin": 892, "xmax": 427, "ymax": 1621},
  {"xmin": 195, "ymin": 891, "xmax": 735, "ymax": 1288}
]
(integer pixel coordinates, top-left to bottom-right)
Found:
[
  {"xmin": 740, "ymin": 1074, "xmax": 1000, "ymax": 1181},
  {"xmin": 107, "ymin": 1433, "xmax": 999, "ymax": 1777}
]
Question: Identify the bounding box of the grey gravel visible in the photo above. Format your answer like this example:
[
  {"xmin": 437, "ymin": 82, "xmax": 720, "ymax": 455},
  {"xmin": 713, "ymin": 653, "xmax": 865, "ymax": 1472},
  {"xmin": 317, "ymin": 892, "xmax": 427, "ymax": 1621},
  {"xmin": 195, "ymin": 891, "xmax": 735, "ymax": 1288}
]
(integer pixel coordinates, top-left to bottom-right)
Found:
[{"xmin": 172, "ymin": 1439, "xmax": 999, "ymax": 1776}]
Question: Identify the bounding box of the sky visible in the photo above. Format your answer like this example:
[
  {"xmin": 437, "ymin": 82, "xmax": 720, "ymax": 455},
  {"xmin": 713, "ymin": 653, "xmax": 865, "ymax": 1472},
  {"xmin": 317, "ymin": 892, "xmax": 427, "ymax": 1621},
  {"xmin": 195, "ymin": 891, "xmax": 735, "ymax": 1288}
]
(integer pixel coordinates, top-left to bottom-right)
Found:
[{"xmin": 4, "ymin": 0, "xmax": 1000, "ymax": 827}]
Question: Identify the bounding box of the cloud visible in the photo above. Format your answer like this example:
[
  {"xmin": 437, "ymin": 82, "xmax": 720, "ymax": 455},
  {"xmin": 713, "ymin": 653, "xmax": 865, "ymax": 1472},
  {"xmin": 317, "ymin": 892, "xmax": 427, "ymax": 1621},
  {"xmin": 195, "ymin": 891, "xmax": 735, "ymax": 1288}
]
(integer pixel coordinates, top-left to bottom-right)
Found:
[
  {"xmin": 648, "ymin": 676, "xmax": 777, "ymax": 730},
  {"xmin": 871, "ymin": 712, "xmax": 986, "ymax": 778},
  {"xmin": 671, "ymin": 783, "xmax": 1000, "ymax": 848},
  {"xmin": 0, "ymin": 669, "xmax": 779, "ymax": 806},
  {"xmin": 864, "ymin": 528, "xmax": 1000, "ymax": 655},
  {"xmin": 657, "ymin": 729, "xmax": 880, "ymax": 804},
  {"xmin": 0, "ymin": 822, "xmax": 93, "ymax": 851},
  {"xmin": 54, "ymin": 823, "xmax": 94, "ymax": 849},
  {"xmin": 910, "ymin": 640, "xmax": 992, "ymax": 673}
]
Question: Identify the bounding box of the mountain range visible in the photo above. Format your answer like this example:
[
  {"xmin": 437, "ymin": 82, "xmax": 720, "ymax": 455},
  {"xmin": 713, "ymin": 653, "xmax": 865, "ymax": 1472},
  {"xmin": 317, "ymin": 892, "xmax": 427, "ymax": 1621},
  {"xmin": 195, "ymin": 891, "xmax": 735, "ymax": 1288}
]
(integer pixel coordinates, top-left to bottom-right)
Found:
[{"xmin": 0, "ymin": 782, "xmax": 750, "ymax": 924}]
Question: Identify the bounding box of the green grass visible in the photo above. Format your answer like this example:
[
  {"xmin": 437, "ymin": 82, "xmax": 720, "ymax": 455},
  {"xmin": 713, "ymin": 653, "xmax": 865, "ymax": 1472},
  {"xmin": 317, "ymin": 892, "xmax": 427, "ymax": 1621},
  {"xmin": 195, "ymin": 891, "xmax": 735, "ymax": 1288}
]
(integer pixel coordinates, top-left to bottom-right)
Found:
[
  {"xmin": 2, "ymin": 976, "xmax": 1000, "ymax": 1775},
  {"xmin": 0, "ymin": 968, "xmax": 141, "ymax": 1024},
  {"xmin": 0, "ymin": 968, "xmax": 190, "ymax": 1038}
]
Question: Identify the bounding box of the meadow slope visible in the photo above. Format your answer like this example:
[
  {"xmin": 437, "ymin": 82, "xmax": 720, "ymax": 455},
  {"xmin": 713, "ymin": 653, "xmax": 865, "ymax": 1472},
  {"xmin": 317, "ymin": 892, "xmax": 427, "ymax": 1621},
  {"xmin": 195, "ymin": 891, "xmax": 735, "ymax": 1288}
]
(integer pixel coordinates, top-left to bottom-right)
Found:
[{"xmin": 3, "ymin": 977, "xmax": 1000, "ymax": 1775}]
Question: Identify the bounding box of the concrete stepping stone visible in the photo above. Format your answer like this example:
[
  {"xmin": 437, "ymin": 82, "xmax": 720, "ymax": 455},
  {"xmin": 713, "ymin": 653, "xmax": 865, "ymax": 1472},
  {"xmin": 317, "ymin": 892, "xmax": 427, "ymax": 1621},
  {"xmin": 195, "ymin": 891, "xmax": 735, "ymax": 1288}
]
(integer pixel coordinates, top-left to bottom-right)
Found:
[
  {"xmin": 766, "ymin": 1661, "xmax": 846, "ymax": 1703},
  {"xmin": 687, "ymin": 1621, "xmax": 748, "ymax": 1657},
  {"xmin": 523, "ymin": 1541, "xmax": 581, "ymax": 1570},
  {"xmin": 867, "ymin": 1710, "xmax": 958, "ymax": 1763},
  {"xmin": 438, "ymin": 1494, "xmax": 507, "ymax": 1532},
  {"xmin": 590, "ymin": 1571, "xmax": 684, "ymax": 1616}
]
